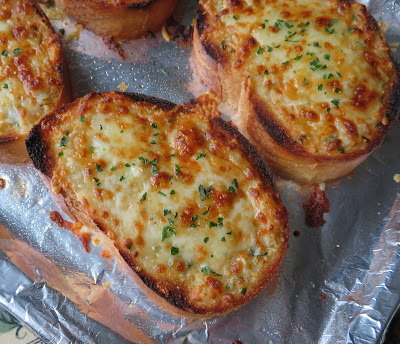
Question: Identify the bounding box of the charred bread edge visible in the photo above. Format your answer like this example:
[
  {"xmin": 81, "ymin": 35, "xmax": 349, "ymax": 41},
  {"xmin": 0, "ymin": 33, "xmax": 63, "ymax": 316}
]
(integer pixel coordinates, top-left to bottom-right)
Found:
[
  {"xmin": 194, "ymin": 3, "xmax": 400, "ymax": 164},
  {"xmin": 0, "ymin": 0, "xmax": 71, "ymax": 158},
  {"xmin": 26, "ymin": 91, "xmax": 289, "ymax": 317}
]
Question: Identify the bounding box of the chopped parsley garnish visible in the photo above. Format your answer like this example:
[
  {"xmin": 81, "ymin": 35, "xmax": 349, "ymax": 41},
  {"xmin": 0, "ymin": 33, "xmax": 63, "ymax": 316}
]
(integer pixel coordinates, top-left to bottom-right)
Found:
[
  {"xmin": 170, "ymin": 190, "xmax": 176, "ymax": 195},
  {"xmin": 294, "ymin": 54, "xmax": 303, "ymax": 61},
  {"xmin": 110, "ymin": 166, "xmax": 118, "ymax": 171},
  {"xmin": 162, "ymin": 225, "xmax": 176, "ymax": 241},
  {"xmin": 119, "ymin": 176, "xmax": 125, "ymax": 182},
  {"xmin": 201, "ymin": 266, "xmax": 211, "ymax": 275},
  {"xmin": 324, "ymin": 54, "xmax": 330, "ymax": 61},
  {"xmin": 336, "ymin": 72, "xmax": 342, "ymax": 77},
  {"xmin": 233, "ymin": 179, "xmax": 239, "ymax": 189},
  {"xmin": 327, "ymin": 107, "xmax": 331, "ymax": 114},
  {"xmin": 303, "ymin": 78, "xmax": 307, "ymax": 85},
  {"xmin": 154, "ymin": 133, "xmax": 159, "ymax": 137},
  {"xmin": 331, "ymin": 99, "xmax": 340, "ymax": 107},
  {"xmin": 167, "ymin": 119, "xmax": 174, "ymax": 123},
  {"xmin": 99, "ymin": 124, "xmax": 103, "ymax": 130},
  {"xmin": 13, "ymin": 48, "xmax": 21, "ymax": 54},
  {"xmin": 324, "ymin": 27, "xmax": 336, "ymax": 34},
  {"xmin": 196, "ymin": 153, "xmax": 206, "ymax": 160},
  {"xmin": 1, "ymin": 50, "xmax": 8, "ymax": 57},
  {"xmin": 202, "ymin": 206, "xmax": 211, "ymax": 216},
  {"xmin": 80, "ymin": 116, "xmax": 86, "ymax": 123},
  {"xmin": 151, "ymin": 123, "xmax": 157, "ymax": 129},
  {"xmin": 256, "ymin": 46, "xmax": 263, "ymax": 55},
  {"xmin": 209, "ymin": 221, "xmax": 218, "ymax": 228},
  {"xmin": 199, "ymin": 184, "xmax": 212, "ymax": 200},
  {"xmin": 241, "ymin": 287, "xmax": 247, "ymax": 295},
  {"xmin": 274, "ymin": 21, "xmax": 283, "ymax": 30},
  {"xmin": 140, "ymin": 192, "xmax": 147, "ymax": 202},
  {"xmin": 189, "ymin": 223, "xmax": 197, "ymax": 228},
  {"xmin": 95, "ymin": 163, "xmax": 103, "ymax": 172},
  {"xmin": 150, "ymin": 140, "xmax": 156, "ymax": 144},
  {"xmin": 356, "ymin": 41, "xmax": 365, "ymax": 47},
  {"xmin": 226, "ymin": 231, "xmax": 233, "ymax": 235},
  {"xmin": 151, "ymin": 165, "xmax": 158, "ymax": 176},
  {"xmin": 233, "ymin": 15, "xmax": 238, "ymax": 20},
  {"xmin": 228, "ymin": 186, "xmax": 236, "ymax": 193},
  {"xmin": 318, "ymin": 84, "xmax": 323, "ymax": 91},
  {"xmin": 59, "ymin": 28, "xmax": 65, "ymax": 35},
  {"xmin": 302, "ymin": 135, "xmax": 310, "ymax": 140},
  {"xmin": 352, "ymin": 15, "xmax": 358, "ymax": 21},
  {"xmin": 306, "ymin": 52, "xmax": 315, "ymax": 57},
  {"xmin": 211, "ymin": 271, "xmax": 222, "ymax": 277},
  {"xmin": 348, "ymin": 29, "xmax": 356, "ymax": 33},
  {"xmin": 334, "ymin": 88, "xmax": 341, "ymax": 93},
  {"xmin": 125, "ymin": 163, "xmax": 131, "ymax": 167},
  {"xmin": 2, "ymin": 83, "xmax": 8, "ymax": 89},
  {"xmin": 57, "ymin": 152, "xmax": 64, "ymax": 157},
  {"xmin": 221, "ymin": 236, "xmax": 226, "ymax": 242},
  {"xmin": 282, "ymin": 61, "xmax": 290, "ymax": 66},
  {"xmin": 218, "ymin": 217, "xmax": 224, "ymax": 227},
  {"xmin": 204, "ymin": 237, "xmax": 209, "ymax": 243},
  {"xmin": 60, "ymin": 136, "xmax": 68, "ymax": 147},
  {"xmin": 267, "ymin": 46, "xmax": 273, "ymax": 52},
  {"xmin": 158, "ymin": 191, "xmax": 166, "ymax": 196},
  {"xmin": 338, "ymin": 147, "xmax": 345, "ymax": 154},
  {"xmin": 163, "ymin": 209, "xmax": 171, "ymax": 216},
  {"xmin": 89, "ymin": 146, "xmax": 94, "ymax": 153},
  {"xmin": 221, "ymin": 40, "xmax": 227, "ymax": 50},
  {"xmin": 313, "ymin": 41, "xmax": 320, "ymax": 47},
  {"xmin": 170, "ymin": 247, "xmax": 179, "ymax": 255}
]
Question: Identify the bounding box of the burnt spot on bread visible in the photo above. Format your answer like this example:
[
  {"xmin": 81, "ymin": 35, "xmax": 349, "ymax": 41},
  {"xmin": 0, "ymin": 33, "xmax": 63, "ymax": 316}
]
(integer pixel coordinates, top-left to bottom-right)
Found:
[
  {"xmin": 25, "ymin": 124, "xmax": 54, "ymax": 176},
  {"xmin": 123, "ymin": 92, "xmax": 176, "ymax": 110},
  {"xmin": 125, "ymin": 0, "xmax": 157, "ymax": 9}
]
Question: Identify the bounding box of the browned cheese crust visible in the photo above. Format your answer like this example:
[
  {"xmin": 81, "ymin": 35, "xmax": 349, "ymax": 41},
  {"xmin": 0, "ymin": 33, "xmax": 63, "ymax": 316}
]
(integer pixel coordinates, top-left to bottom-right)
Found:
[
  {"xmin": 26, "ymin": 91, "xmax": 289, "ymax": 318},
  {"xmin": 54, "ymin": 0, "xmax": 180, "ymax": 41},
  {"xmin": 193, "ymin": 0, "xmax": 400, "ymax": 184},
  {"xmin": 0, "ymin": 0, "xmax": 70, "ymax": 162}
]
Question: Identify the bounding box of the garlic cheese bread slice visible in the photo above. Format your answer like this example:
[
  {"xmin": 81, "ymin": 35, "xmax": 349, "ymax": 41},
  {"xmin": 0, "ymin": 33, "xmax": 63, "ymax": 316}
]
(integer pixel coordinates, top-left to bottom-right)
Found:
[
  {"xmin": 26, "ymin": 91, "xmax": 289, "ymax": 317},
  {"xmin": 194, "ymin": 0, "xmax": 400, "ymax": 184},
  {"xmin": 0, "ymin": 0, "xmax": 69, "ymax": 157}
]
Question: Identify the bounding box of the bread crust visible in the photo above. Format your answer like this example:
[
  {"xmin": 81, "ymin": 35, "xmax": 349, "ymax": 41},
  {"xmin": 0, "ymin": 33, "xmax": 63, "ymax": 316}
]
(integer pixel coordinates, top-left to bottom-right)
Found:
[
  {"xmin": 54, "ymin": 0, "xmax": 179, "ymax": 41},
  {"xmin": 26, "ymin": 91, "xmax": 289, "ymax": 318},
  {"xmin": 0, "ymin": 0, "xmax": 70, "ymax": 163},
  {"xmin": 193, "ymin": 1, "xmax": 400, "ymax": 184}
]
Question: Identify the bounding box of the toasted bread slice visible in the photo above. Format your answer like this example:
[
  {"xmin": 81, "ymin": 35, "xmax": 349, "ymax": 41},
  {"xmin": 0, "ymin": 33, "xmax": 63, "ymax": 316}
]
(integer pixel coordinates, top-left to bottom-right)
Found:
[
  {"xmin": 54, "ymin": 0, "xmax": 179, "ymax": 41},
  {"xmin": 193, "ymin": 0, "xmax": 400, "ymax": 184},
  {"xmin": 0, "ymin": 0, "xmax": 70, "ymax": 162},
  {"xmin": 26, "ymin": 91, "xmax": 289, "ymax": 318}
]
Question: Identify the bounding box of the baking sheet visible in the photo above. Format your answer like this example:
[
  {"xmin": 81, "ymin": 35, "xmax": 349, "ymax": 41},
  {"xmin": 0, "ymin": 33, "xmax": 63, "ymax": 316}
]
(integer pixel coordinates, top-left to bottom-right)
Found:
[{"xmin": 0, "ymin": 0, "xmax": 399, "ymax": 343}]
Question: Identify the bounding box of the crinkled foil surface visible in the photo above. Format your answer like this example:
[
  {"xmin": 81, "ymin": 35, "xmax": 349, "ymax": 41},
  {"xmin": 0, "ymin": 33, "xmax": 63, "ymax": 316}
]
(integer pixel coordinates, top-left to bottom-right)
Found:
[{"xmin": 0, "ymin": 1, "xmax": 399, "ymax": 343}]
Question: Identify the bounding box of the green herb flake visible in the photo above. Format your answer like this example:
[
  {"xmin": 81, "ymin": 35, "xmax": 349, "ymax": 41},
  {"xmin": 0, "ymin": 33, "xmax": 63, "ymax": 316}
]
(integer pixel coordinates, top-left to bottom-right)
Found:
[
  {"xmin": 161, "ymin": 68, "xmax": 169, "ymax": 75},
  {"xmin": 13, "ymin": 48, "xmax": 21, "ymax": 54},
  {"xmin": 348, "ymin": 29, "xmax": 356, "ymax": 33},
  {"xmin": 336, "ymin": 72, "xmax": 342, "ymax": 77},
  {"xmin": 202, "ymin": 206, "xmax": 211, "ymax": 216},
  {"xmin": 302, "ymin": 135, "xmax": 310, "ymax": 140},
  {"xmin": 228, "ymin": 186, "xmax": 236, "ymax": 193},
  {"xmin": 158, "ymin": 191, "xmax": 166, "ymax": 197},
  {"xmin": 241, "ymin": 288, "xmax": 247, "ymax": 295},
  {"xmin": 162, "ymin": 226, "xmax": 176, "ymax": 241},
  {"xmin": 221, "ymin": 40, "xmax": 227, "ymax": 50},
  {"xmin": 324, "ymin": 54, "xmax": 330, "ymax": 61},
  {"xmin": 294, "ymin": 54, "xmax": 303, "ymax": 61},
  {"xmin": 3, "ymin": 84, "xmax": 8, "ymax": 89},
  {"xmin": 201, "ymin": 266, "xmax": 211, "ymax": 275},
  {"xmin": 267, "ymin": 46, "xmax": 273, "ymax": 52},
  {"xmin": 327, "ymin": 107, "xmax": 331, "ymax": 114},
  {"xmin": 233, "ymin": 179, "xmax": 239, "ymax": 189},
  {"xmin": 60, "ymin": 136, "xmax": 68, "ymax": 147},
  {"xmin": 125, "ymin": 163, "xmax": 131, "ymax": 167},
  {"xmin": 338, "ymin": 147, "xmax": 345, "ymax": 154},
  {"xmin": 334, "ymin": 88, "xmax": 341, "ymax": 93},
  {"xmin": 221, "ymin": 236, "xmax": 226, "ymax": 242},
  {"xmin": 167, "ymin": 119, "xmax": 174, "ymax": 123},
  {"xmin": 57, "ymin": 152, "xmax": 64, "ymax": 157},
  {"xmin": 282, "ymin": 61, "xmax": 290, "ymax": 66},
  {"xmin": 226, "ymin": 231, "xmax": 233, "ymax": 235},
  {"xmin": 119, "ymin": 176, "xmax": 126, "ymax": 182},
  {"xmin": 164, "ymin": 209, "xmax": 171, "ymax": 216},
  {"xmin": 140, "ymin": 192, "xmax": 147, "ymax": 202},
  {"xmin": 110, "ymin": 166, "xmax": 118, "ymax": 171},
  {"xmin": 303, "ymin": 78, "xmax": 307, "ymax": 85},
  {"xmin": 171, "ymin": 247, "xmax": 179, "ymax": 255},
  {"xmin": 356, "ymin": 41, "xmax": 365, "ymax": 47},
  {"xmin": 80, "ymin": 116, "xmax": 86, "ymax": 123},
  {"xmin": 204, "ymin": 237, "xmax": 209, "ymax": 243},
  {"xmin": 89, "ymin": 146, "xmax": 94, "ymax": 153},
  {"xmin": 95, "ymin": 163, "xmax": 103, "ymax": 172},
  {"xmin": 196, "ymin": 153, "xmax": 206, "ymax": 160},
  {"xmin": 331, "ymin": 99, "xmax": 340, "ymax": 107},
  {"xmin": 256, "ymin": 46, "xmax": 263, "ymax": 55},
  {"xmin": 211, "ymin": 271, "xmax": 222, "ymax": 277},
  {"xmin": 313, "ymin": 41, "xmax": 320, "ymax": 47},
  {"xmin": 150, "ymin": 140, "xmax": 156, "ymax": 144},
  {"xmin": 318, "ymin": 84, "xmax": 323, "ymax": 91},
  {"xmin": 59, "ymin": 28, "xmax": 65, "ymax": 35},
  {"xmin": 1, "ymin": 50, "xmax": 8, "ymax": 57},
  {"xmin": 233, "ymin": 15, "xmax": 238, "ymax": 20}
]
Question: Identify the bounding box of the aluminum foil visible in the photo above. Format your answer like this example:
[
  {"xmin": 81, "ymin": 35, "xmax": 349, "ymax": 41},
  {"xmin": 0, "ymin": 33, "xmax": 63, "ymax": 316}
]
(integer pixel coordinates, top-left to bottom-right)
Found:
[{"xmin": 0, "ymin": 1, "xmax": 399, "ymax": 343}]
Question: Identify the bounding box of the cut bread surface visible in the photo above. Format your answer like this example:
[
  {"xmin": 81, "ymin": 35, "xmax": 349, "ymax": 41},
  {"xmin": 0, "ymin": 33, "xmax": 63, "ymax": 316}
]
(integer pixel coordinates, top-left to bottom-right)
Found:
[
  {"xmin": 0, "ymin": 0, "xmax": 69, "ymax": 144},
  {"xmin": 54, "ymin": 0, "xmax": 179, "ymax": 41},
  {"xmin": 26, "ymin": 91, "xmax": 289, "ymax": 317},
  {"xmin": 194, "ymin": 0, "xmax": 400, "ymax": 184}
]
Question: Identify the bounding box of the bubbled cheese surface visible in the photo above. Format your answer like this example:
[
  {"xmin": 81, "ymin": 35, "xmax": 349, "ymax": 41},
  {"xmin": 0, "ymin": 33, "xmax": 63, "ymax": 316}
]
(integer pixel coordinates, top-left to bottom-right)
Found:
[
  {"xmin": 202, "ymin": 0, "xmax": 396, "ymax": 156},
  {"xmin": 0, "ymin": 0, "xmax": 64, "ymax": 138},
  {"xmin": 50, "ymin": 92, "xmax": 288, "ymax": 312}
]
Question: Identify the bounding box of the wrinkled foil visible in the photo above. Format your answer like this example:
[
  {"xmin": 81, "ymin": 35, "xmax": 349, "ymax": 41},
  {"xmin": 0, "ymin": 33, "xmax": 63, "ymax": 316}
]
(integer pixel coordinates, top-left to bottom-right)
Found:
[{"xmin": 0, "ymin": 1, "xmax": 399, "ymax": 343}]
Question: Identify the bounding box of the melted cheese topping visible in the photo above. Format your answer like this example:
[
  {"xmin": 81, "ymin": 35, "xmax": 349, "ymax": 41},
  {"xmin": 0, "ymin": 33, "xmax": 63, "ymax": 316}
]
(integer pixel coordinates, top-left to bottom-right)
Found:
[
  {"xmin": 50, "ymin": 92, "xmax": 288, "ymax": 312},
  {"xmin": 202, "ymin": 0, "xmax": 396, "ymax": 156},
  {"xmin": 0, "ymin": 0, "xmax": 64, "ymax": 138}
]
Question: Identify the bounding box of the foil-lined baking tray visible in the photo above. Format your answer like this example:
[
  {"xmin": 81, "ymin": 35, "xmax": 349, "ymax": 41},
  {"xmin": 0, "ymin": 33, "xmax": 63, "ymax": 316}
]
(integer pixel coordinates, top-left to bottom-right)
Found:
[{"xmin": 0, "ymin": 1, "xmax": 399, "ymax": 343}]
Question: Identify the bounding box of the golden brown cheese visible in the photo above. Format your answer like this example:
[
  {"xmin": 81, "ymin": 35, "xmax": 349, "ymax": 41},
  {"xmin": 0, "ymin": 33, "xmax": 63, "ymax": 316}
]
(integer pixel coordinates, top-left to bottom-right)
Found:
[
  {"xmin": 27, "ymin": 91, "xmax": 289, "ymax": 316},
  {"xmin": 195, "ymin": 0, "xmax": 399, "ymax": 184},
  {"xmin": 0, "ymin": 0, "xmax": 67, "ymax": 141}
]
